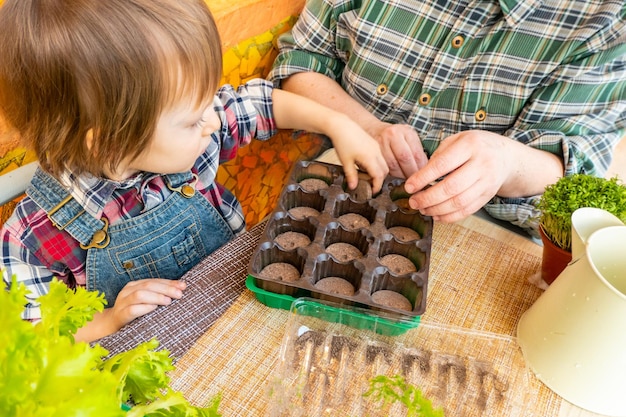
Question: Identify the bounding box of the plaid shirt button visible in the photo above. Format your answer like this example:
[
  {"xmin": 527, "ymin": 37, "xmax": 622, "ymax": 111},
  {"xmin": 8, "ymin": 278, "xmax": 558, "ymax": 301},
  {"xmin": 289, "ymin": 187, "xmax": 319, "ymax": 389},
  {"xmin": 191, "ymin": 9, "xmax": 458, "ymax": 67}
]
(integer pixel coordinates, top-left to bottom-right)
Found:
[
  {"xmin": 475, "ymin": 109, "xmax": 487, "ymax": 122},
  {"xmin": 419, "ymin": 93, "xmax": 431, "ymax": 106},
  {"xmin": 452, "ymin": 35, "xmax": 464, "ymax": 48},
  {"xmin": 376, "ymin": 84, "xmax": 388, "ymax": 95}
]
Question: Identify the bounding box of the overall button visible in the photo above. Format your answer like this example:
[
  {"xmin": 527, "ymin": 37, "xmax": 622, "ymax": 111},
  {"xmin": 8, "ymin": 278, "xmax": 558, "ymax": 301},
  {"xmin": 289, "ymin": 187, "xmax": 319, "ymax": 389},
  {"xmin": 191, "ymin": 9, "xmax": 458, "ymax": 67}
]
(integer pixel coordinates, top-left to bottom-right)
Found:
[
  {"xmin": 92, "ymin": 229, "xmax": 107, "ymax": 245},
  {"xmin": 180, "ymin": 184, "xmax": 196, "ymax": 198},
  {"xmin": 376, "ymin": 84, "xmax": 388, "ymax": 95},
  {"xmin": 452, "ymin": 35, "xmax": 465, "ymax": 49},
  {"xmin": 166, "ymin": 173, "xmax": 198, "ymax": 198},
  {"xmin": 475, "ymin": 109, "xmax": 487, "ymax": 122},
  {"xmin": 419, "ymin": 93, "xmax": 431, "ymax": 106},
  {"xmin": 123, "ymin": 261, "xmax": 134, "ymax": 269}
]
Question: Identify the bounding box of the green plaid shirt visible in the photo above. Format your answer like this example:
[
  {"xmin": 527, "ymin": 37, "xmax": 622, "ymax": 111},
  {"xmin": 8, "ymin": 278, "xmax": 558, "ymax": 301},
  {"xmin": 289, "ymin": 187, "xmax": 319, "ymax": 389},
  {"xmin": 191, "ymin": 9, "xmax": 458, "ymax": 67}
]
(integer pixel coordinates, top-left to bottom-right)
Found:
[{"xmin": 269, "ymin": 0, "xmax": 626, "ymax": 233}]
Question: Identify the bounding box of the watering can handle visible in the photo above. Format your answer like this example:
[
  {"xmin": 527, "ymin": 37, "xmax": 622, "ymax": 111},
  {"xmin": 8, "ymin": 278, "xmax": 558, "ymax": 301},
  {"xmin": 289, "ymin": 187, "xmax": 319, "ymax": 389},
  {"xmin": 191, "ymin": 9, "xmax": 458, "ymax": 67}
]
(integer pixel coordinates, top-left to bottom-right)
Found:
[{"xmin": 571, "ymin": 207, "xmax": 624, "ymax": 260}]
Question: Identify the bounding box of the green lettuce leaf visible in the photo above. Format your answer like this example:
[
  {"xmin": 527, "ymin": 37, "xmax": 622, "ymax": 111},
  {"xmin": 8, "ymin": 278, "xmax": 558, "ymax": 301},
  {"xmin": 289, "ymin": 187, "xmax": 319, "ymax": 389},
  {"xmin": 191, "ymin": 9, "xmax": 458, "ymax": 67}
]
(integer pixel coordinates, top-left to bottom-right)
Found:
[
  {"xmin": 1, "ymin": 276, "xmax": 221, "ymax": 417},
  {"xmin": 1, "ymin": 278, "xmax": 122, "ymax": 417},
  {"xmin": 37, "ymin": 276, "xmax": 107, "ymax": 342},
  {"xmin": 101, "ymin": 338, "xmax": 174, "ymax": 404}
]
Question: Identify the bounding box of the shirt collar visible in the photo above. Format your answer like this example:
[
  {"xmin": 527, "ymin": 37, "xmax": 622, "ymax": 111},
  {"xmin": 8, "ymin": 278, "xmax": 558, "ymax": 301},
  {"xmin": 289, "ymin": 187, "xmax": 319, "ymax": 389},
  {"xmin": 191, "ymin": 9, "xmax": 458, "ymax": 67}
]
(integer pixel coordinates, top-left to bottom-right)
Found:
[
  {"xmin": 59, "ymin": 170, "xmax": 145, "ymax": 218},
  {"xmin": 499, "ymin": 0, "xmax": 545, "ymax": 27}
]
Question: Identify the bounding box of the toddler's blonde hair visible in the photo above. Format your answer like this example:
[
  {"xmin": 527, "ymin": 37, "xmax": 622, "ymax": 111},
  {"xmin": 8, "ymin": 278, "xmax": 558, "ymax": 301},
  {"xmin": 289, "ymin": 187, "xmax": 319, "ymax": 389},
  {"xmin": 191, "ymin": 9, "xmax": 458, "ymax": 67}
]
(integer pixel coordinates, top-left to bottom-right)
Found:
[{"xmin": 0, "ymin": 0, "xmax": 222, "ymax": 177}]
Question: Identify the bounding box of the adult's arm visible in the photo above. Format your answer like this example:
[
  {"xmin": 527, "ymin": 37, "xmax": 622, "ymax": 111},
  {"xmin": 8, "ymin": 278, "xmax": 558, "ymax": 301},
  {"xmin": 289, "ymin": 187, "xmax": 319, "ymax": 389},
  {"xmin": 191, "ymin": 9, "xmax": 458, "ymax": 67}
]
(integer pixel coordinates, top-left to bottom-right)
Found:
[
  {"xmin": 269, "ymin": 1, "xmax": 427, "ymax": 178},
  {"xmin": 282, "ymin": 73, "xmax": 427, "ymax": 177}
]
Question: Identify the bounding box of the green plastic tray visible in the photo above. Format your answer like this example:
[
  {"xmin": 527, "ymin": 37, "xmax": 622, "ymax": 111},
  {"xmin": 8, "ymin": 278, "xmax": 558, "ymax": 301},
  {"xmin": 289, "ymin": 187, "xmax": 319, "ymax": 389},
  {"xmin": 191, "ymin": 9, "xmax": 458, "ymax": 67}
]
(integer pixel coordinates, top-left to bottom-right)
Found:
[{"xmin": 246, "ymin": 275, "xmax": 420, "ymax": 336}]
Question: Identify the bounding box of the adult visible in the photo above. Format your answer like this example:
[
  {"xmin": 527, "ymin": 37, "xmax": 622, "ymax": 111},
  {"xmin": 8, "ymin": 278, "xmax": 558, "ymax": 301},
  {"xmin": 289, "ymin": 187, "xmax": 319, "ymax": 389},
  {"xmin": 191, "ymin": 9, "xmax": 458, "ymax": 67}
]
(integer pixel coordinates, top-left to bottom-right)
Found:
[{"xmin": 269, "ymin": 0, "xmax": 626, "ymax": 235}]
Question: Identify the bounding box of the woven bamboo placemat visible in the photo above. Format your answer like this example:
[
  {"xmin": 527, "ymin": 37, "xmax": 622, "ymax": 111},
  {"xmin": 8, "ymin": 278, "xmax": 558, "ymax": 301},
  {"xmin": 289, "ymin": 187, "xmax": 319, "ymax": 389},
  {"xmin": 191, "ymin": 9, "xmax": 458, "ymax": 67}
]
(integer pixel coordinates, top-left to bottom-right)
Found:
[
  {"xmin": 167, "ymin": 221, "xmax": 563, "ymax": 416},
  {"xmin": 96, "ymin": 221, "xmax": 266, "ymax": 358}
]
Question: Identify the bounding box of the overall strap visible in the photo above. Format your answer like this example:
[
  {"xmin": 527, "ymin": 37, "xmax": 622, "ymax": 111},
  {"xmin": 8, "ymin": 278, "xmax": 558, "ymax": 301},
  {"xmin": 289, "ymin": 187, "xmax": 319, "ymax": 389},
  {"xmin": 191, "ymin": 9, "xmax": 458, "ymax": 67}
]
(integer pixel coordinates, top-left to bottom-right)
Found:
[
  {"xmin": 27, "ymin": 168, "xmax": 109, "ymax": 248},
  {"xmin": 163, "ymin": 171, "xmax": 198, "ymax": 198}
]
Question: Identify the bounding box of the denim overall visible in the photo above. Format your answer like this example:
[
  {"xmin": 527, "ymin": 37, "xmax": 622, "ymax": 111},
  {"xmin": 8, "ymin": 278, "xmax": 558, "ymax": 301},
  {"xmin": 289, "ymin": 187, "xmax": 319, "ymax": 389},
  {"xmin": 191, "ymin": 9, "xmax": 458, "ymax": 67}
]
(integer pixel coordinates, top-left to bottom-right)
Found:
[{"xmin": 27, "ymin": 169, "xmax": 234, "ymax": 306}]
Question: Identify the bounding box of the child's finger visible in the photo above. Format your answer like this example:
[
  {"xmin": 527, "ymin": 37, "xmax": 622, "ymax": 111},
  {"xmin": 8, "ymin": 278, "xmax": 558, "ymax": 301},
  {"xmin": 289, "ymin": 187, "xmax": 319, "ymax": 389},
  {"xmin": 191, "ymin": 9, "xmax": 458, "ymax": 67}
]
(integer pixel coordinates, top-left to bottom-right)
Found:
[
  {"xmin": 358, "ymin": 156, "xmax": 387, "ymax": 194},
  {"xmin": 342, "ymin": 162, "xmax": 359, "ymax": 190},
  {"xmin": 371, "ymin": 172, "xmax": 384, "ymax": 194}
]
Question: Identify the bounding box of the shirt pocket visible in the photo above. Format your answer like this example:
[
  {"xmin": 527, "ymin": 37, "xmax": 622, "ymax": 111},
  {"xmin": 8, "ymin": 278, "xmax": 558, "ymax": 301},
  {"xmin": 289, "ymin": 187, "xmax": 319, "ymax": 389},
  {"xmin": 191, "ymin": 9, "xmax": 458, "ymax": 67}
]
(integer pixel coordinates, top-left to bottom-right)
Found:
[{"xmin": 335, "ymin": 9, "xmax": 358, "ymax": 64}]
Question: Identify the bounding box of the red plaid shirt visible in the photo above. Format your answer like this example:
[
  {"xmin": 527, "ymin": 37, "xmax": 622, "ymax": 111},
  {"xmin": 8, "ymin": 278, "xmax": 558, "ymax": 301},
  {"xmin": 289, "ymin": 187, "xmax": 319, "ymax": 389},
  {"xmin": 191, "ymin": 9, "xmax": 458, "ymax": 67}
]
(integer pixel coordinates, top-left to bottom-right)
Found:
[{"xmin": 1, "ymin": 80, "xmax": 277, "ymax": 320}]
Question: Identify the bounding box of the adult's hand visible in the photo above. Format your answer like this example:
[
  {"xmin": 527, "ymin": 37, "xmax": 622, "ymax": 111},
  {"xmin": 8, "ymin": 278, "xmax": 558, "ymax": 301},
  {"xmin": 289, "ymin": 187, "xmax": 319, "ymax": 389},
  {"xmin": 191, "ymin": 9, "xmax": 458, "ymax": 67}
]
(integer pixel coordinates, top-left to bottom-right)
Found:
[
  {"xmin": 369, "ymin": 122, "xmax": 428, "ymax": 178},
  {"xmin": 403, "ymin": 130, "xmax": 562, "ymax": 223}
]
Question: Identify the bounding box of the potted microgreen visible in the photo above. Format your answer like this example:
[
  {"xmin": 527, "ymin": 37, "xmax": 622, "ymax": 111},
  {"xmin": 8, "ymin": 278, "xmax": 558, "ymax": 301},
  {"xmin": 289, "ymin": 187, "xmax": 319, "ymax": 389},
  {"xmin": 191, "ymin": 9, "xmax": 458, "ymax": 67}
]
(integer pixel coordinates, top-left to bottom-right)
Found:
[{"xmin": 537, "ymin": 174, "xmax": 626, "ymax": 284}]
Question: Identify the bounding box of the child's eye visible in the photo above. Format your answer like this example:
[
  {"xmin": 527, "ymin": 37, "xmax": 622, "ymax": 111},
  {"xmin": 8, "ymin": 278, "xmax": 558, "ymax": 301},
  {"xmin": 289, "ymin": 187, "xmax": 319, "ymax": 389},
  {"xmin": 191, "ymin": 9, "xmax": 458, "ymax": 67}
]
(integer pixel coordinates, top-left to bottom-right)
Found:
[{"xmin": 192, "ymin": 117, "xmax": 207, "ymax": 128}]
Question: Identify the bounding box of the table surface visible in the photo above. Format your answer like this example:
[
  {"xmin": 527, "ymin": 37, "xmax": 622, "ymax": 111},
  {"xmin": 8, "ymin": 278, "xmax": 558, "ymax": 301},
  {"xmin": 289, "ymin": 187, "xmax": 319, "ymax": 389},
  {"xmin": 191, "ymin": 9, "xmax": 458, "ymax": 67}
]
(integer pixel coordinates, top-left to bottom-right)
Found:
[{"xmin": 98, "ymin": 213, "xmax": 602, "ymax": 417}]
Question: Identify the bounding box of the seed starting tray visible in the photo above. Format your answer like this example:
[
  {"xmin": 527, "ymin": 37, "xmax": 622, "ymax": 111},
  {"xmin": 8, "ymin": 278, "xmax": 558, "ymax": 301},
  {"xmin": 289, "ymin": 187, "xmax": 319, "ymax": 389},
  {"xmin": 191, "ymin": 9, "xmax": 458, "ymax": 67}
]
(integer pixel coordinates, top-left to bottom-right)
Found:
[{"xmin": 246, "ymin": 160, "xmax": 433, "ymax": 324}]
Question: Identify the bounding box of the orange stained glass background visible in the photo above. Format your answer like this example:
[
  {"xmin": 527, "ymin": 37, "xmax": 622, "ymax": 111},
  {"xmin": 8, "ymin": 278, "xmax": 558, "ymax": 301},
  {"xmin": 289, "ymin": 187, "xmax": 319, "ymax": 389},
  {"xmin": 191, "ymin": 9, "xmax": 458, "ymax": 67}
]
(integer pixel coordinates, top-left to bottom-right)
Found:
[{"xmin": 215, "ymin": 15, "xmax": 324, "ymax": 226}]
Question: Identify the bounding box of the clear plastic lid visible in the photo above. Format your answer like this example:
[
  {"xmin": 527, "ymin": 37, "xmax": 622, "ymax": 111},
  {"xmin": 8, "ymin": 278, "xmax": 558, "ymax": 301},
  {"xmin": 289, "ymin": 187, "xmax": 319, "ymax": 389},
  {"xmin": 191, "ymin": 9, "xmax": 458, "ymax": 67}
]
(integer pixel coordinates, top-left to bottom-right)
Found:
[{"xmin": 268, "ymin": 298, "xmax": 538, "ymax": 417}]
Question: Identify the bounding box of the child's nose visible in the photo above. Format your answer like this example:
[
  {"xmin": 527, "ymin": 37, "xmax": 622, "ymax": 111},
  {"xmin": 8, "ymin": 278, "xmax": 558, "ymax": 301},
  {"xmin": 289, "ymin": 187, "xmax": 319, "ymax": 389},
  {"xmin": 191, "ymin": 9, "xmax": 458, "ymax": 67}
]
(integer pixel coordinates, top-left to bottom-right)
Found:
[
  {"xmin": 202, "ymin": 111, "xmax": 220, "ymax": 136},
  {"xmin": 201, "ymin": 124, "xmax": 214, "ymax": 136}
]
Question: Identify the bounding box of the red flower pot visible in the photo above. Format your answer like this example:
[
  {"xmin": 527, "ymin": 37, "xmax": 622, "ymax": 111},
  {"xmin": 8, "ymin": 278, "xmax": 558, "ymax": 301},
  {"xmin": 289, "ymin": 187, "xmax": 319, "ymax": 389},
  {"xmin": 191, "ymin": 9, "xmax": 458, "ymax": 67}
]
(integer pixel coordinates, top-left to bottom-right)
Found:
[{"xmin": 539, "ymin": 225, "xmax": 572, "ymax": 285}]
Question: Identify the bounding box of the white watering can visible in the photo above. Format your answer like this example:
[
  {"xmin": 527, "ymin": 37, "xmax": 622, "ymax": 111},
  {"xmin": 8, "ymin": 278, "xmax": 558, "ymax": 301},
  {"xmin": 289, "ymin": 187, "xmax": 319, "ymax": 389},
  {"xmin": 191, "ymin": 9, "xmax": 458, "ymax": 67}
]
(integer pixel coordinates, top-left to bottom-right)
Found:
[{"xmin": 517, "ymin": 207, "xmax": 626, "ymax": 416}]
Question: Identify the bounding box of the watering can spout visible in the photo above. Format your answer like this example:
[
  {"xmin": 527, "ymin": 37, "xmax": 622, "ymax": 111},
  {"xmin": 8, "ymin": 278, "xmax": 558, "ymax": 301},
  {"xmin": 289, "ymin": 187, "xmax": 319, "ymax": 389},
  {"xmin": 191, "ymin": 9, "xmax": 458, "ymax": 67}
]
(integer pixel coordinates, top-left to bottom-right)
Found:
[{"xmin": 570, "ymin": 207, "xmax": 624, "ymax": 261}]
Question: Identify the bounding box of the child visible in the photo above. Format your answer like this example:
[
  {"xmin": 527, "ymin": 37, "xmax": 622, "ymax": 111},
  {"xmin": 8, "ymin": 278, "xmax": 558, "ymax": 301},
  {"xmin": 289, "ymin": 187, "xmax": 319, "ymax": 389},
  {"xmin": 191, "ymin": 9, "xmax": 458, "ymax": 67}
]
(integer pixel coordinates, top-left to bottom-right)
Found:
[{"xmin": 0, "ymin": 0, "xmax": 388, "ymax": 342}]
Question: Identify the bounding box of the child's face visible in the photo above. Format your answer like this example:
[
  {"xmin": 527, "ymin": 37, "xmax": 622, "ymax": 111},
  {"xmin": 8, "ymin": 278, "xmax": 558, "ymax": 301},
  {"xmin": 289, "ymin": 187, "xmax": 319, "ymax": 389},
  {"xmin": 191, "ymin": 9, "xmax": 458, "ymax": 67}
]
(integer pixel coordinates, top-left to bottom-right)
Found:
[{"xmin": 110, "ymin": 95, "xmax": 220, "ymax": 180}]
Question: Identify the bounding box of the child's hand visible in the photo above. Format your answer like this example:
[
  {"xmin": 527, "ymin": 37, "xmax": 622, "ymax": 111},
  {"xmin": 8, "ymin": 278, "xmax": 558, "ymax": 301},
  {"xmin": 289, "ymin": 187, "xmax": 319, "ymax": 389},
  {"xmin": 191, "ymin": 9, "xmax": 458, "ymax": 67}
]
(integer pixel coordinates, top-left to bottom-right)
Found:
[
  {"xmin": 271, "ymin": 89, "xmax": 388, "ymax": 192},
  {"xmin": 328, "ymin": 115, "xmax": 389, "ymax": 193},
  {"xmin": 109, "ymin": 278, "xmax": 186, "ymax": 327},
  {"xmin": 76, "ymin": 278, "xmax": 187, "ymax": 342}
]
